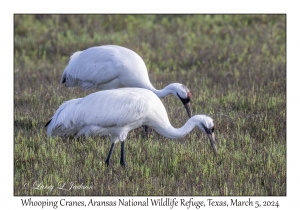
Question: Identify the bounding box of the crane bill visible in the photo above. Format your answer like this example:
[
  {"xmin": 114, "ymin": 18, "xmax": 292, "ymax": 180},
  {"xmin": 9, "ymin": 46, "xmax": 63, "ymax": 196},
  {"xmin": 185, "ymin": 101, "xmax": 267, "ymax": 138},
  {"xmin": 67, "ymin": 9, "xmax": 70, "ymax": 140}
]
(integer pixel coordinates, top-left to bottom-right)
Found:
[
  {"xmin": 184, "ymin": 102, "xmax": 192, "ymax": 118},
  {"xmin": 207, "ymin": 133, "xmax": 217, "ymax": 156}
]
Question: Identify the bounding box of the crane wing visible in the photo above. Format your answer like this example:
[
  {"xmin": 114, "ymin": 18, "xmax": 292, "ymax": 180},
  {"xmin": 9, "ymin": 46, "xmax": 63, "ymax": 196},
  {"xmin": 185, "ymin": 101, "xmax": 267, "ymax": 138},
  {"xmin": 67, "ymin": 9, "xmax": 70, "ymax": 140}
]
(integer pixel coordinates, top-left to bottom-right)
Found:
[
  {"xmin": 47, "ymin": 88, "xmax": 153, "ymax": 137},
  {"xmin": 61, "ymin": 47, "xmax": 123, "ymax": 90}
]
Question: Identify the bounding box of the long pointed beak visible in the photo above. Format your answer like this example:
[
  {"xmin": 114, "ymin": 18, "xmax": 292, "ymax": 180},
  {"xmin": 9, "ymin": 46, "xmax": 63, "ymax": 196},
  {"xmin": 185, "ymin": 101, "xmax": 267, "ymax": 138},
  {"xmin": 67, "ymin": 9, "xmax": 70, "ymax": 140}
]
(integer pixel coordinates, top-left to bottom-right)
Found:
[
  {"xmin": 184, "ymin": 102, "xmax": 192, "ymax": 118},
  {"xmin": 207, "ymin": 133, "xmax": 217, "ymax": 156}
]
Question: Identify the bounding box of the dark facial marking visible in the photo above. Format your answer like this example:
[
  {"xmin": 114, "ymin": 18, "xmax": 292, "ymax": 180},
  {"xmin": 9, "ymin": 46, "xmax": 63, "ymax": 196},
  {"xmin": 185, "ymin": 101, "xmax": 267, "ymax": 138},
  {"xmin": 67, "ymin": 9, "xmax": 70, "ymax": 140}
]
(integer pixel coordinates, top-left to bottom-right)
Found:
[
  {"xmin": 187, "ymin": 92, "xmax": 192, "ymax": 100},
  {"xmin": 201, "ymin": 123, "xmax": 215, "ymax": 134},
  {"xmin": 177, "ymin": 93, "xmax": 191, "ymax": 104}
]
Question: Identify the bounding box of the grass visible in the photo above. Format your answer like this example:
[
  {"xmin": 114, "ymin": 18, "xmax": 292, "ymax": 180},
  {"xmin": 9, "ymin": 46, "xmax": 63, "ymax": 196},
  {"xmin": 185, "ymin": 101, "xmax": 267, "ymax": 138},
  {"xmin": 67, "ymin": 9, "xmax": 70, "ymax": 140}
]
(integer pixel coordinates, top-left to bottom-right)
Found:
[{"xmin": 14, "ymin": 14, "xmax": 286, "ymax": 196}]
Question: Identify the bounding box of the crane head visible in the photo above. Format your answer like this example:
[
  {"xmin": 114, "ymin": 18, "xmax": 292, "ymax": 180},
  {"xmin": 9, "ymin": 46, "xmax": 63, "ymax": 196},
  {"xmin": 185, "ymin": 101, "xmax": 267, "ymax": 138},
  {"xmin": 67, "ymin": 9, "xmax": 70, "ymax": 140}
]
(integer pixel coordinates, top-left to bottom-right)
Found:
[
  {"xmin": 202, "ymin": 124, "xmax": 217, "ymax": 156},
  {"xmin": 175, "ymin": 84, "xmax": 192, "ymax": 118},
  {"xmin": 195, "ymin": 115, "xmax": 217, "ymax": 156}
]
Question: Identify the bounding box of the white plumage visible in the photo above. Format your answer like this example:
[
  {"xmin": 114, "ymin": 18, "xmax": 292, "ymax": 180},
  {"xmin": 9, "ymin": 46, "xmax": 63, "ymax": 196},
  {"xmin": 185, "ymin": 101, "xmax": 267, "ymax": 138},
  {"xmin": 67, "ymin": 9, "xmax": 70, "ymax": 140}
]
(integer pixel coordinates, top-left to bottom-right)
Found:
[
  {"xmin": 60, "ymin": 45, "xmax": 192, "ymax": 117},
  {"xmin": 46, "ymin": 88, "xmax": 217, "ymax": 167}
]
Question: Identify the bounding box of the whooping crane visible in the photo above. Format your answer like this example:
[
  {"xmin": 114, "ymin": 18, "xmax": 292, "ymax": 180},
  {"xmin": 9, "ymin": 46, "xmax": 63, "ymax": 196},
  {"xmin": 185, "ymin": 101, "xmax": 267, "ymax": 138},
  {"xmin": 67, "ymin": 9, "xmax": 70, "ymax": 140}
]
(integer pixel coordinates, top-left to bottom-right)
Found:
[
  {"xmin": 60, "ymin": 45, "xmax": 192, "ymax": 118},
  {"xmin": 46, "ymin": 88, "xmax": 217, "ymax": 168}
]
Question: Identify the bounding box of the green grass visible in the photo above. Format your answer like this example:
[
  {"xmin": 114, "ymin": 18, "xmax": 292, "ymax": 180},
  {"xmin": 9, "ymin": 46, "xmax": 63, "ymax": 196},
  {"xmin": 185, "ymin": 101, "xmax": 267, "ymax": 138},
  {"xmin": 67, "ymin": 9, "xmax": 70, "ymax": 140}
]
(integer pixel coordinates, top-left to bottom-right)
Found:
[{"xmin": 14, "ymin": 14, "xmax": 286, "ymax": 196}]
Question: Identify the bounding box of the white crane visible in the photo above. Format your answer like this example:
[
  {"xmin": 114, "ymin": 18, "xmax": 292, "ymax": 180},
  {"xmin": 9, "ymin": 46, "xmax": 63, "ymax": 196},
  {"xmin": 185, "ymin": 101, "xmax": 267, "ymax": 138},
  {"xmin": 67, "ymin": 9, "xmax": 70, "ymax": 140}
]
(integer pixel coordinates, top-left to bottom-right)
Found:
[
  {"xmin": 60, "ymin": 45, "xmax": 192, "ymax": 118},
  {"xmin": 46, "ymin": 88, "xmax": 217, "ymax": 167}
]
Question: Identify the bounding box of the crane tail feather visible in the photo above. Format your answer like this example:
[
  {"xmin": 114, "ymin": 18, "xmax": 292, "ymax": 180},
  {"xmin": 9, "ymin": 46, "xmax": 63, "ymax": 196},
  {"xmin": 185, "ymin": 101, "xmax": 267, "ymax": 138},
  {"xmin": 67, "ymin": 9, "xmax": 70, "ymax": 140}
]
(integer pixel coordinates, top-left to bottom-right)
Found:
[
  {"xmin": 61, "ymin": 74, "xmax": 66, "ymax": 84},
  {"xmin": 45, "ymin": 119, "xmax": 52, "ymax": 128}
]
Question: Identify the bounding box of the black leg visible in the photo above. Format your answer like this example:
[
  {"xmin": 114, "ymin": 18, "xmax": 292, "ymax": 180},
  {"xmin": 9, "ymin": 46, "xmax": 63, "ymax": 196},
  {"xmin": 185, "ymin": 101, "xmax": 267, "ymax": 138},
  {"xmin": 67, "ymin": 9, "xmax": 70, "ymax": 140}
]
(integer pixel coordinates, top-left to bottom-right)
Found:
[
  {"xmin": 143, "ymin": 125, "xmax": 149, "ymax": 133},
  {"xmin": 142, "ymin": 125, "xmax": 152, "ymax": 138},
  {"xmin": 105, "ymin": 143, "xmax": 115, "ymax": 166},
  {"xmin": 120, "ymin": 141, "xmax": 126, "ymax": 168}
]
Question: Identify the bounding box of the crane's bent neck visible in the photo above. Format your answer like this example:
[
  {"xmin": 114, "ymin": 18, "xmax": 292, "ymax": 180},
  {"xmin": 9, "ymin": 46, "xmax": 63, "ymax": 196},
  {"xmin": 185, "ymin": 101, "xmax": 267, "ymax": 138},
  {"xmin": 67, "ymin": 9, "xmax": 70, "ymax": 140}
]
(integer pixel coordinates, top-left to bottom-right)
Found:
[
  {"xmin": 149, "ymin": 84, "xmax": 175, "ymax": 99},
  {"xmin": 152, "ymin": 116, "xmax": 198, "ymax": 139}
]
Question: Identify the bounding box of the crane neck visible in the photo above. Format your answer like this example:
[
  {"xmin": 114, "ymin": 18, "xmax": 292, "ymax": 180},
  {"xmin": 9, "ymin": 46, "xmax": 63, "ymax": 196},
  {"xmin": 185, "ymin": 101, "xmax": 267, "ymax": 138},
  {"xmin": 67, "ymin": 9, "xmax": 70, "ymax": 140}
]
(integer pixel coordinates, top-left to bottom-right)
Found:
[
  {"xmin": 149, "ymin": 84, "xmax": 176, "ymax": 99},
  {"xmin": 152, "ymin": 116, "xmax": 199, "ymax": 139}
]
